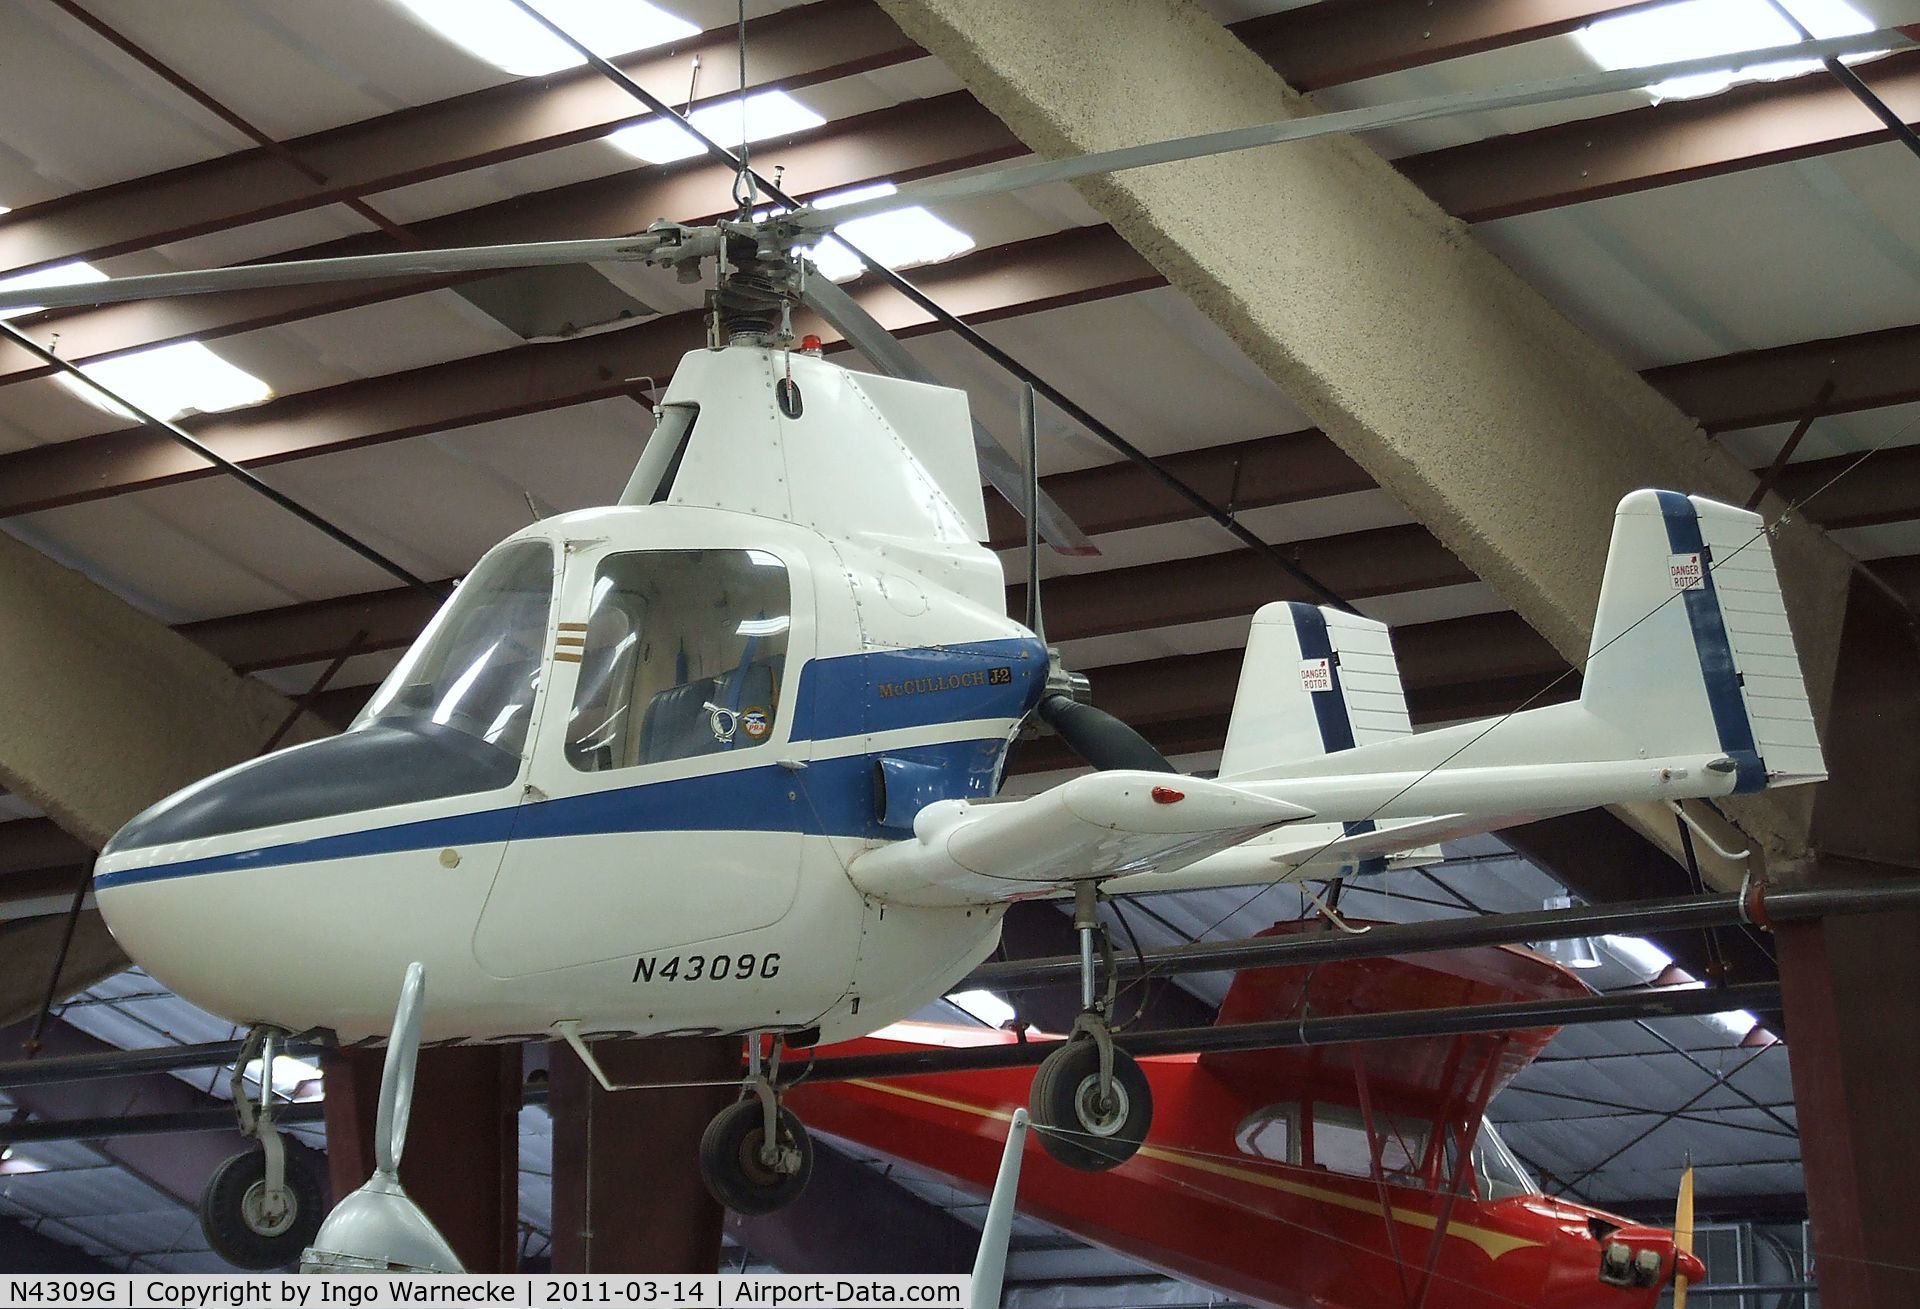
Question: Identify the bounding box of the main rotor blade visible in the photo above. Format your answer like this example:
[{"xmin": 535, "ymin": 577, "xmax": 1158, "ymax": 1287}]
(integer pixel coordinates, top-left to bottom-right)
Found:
[
  {"xmin": 796, "ymin": 29, "xmax": 1909, "ymax": 230},
  {"xmin": 0, "ymin": 233, "xmax": 685, "ymax": 312},
  {"xmin": 802, "ymin": 272, "xmax": 1097, "ymax": 557}
]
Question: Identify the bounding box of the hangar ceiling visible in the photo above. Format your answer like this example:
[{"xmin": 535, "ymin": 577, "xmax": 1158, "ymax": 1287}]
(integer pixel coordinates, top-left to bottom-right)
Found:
[{"xmin": 0, "ymin": 0, "xmax": 1915, "ymax": 1284}]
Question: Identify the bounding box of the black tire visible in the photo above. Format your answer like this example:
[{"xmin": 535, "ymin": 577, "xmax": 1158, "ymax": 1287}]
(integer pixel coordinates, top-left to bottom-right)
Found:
[
  {"xmin": 199, "ymin": 1143, "xmax": 325, "ymax": 1270},
  {"xmin": 1030, "ymin": 1037, "xmax": 1153, "ymax": 1172},
  {"xmin": 699, "ymin": 1099, "xmax": 813, "ymax": 1214}
]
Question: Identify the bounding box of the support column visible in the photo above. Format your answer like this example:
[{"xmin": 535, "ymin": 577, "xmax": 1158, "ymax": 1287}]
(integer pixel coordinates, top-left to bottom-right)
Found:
[
  {"xmin": 322, "ymin": 1045, "xmax": 522, "ymax": 1272},
  {"xmin": 873, "ymin": 0, "xmax": 1862, "ymax": 876},
  {"xmin": 1778, "ymin": 572, "xmax": 1920, "ymax": 1307},
  {"xmin": 548, "ymin": 1037, "xmax": 738, "ymax": 1273},
  {"xmin": 1776, "ymin": 909, "xmax": 1920, "ymax": 1308}
]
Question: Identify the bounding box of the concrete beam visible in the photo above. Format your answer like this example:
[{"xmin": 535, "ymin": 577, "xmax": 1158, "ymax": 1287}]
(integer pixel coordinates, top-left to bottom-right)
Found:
[
  {"xmin": 0, "ymin": 532, "xmax": 314, "ymax": 848},
  {"xmin": 0, "ymin": 912, "xmax": 125, "ymax": 1031},
  {"xmin": 875, "ymin": 0, "xmax": 1857, "ymax": 876}
]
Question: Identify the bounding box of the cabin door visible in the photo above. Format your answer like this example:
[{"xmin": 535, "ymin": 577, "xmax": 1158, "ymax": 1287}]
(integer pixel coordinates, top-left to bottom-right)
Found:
[{"xmin": 473, "ymin": 541, "xmax": 814, "ymax": 979}]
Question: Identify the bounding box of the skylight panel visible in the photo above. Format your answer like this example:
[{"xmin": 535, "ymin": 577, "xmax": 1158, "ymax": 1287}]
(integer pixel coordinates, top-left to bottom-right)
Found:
[
  {"xmin": 607, "ymin": 90, "xmax": 825, "ymax": 164},
  {"xmin": 244, "ymin": 1053, "xmax": 326, "ymax": 1101},
  {"xmin": 949, "ymin": 989, "xmax": 1017, "ymax": 1028},
  {"xmin": 1703, "ymin": 1007, "xmax": 1764, "ymax": 1041},
  {"xmin": 1574, "ymin": 0, "xmax": 1879, "ymax": 102},
  {"xmin": 1600, "ymin": 933, "xmax": 1676, "ymax": 979},
  {"xmin": 0, "ymin": 259, "xmax": 107, "ymax": 321},
  {"xmin": 802, "ymin": 183, "xmax": 976, "ymax": 282},
  {"xmin": 56, "ymin": 340, "xmax": 273, "ymax": 421},
  {"xmin": 392, "ymin": 0, "xmax": 697, "ymax": 78}
]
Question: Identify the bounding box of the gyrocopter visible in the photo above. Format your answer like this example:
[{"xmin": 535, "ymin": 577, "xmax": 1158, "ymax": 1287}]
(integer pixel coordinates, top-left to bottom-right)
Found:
[{"xmin": 0, "ymin": 11, "xmax": 1873, "ymax": 1279}]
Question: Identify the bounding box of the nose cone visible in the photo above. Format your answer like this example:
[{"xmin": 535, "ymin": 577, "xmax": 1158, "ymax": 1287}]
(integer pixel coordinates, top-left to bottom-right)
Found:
[
  {"xmin": 101, "ymin": 720, "xmax": 519, "ymax": 869},
  {"xmin": 1676, "ymin": 1247, "xmax": 1706, "ymax": 1285},
  {"xmin": 94, "ymin": 721, "xmax": 522, "ymax": 1030}
]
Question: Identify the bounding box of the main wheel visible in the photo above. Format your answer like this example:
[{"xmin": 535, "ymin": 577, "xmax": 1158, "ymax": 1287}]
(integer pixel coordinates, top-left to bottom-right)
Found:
[
  {"xmin": 1030, "ymin": 1037, "xmax": 1153, "ymax": 1172},
  {"xmin": 699, "ymin": 1099, "xmax": 813, "ymax": 1214},
  {"xmin": 199, "ymin": 1143, "xmax": 324, "ymax": 1270}
]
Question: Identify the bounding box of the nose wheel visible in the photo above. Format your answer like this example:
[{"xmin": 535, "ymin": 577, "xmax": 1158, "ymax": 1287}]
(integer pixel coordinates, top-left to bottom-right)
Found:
[
  {"xmin": 1029, "ymin": 883, "xmax": 1153, "ymax": 1171},
  {"xmin": 698, "ymin": 1035, "xmax": 813, "ymax": 1214},
  {"xmin": 200, "ymin": 1027, "xmax": 324, "ymax": 1268}
]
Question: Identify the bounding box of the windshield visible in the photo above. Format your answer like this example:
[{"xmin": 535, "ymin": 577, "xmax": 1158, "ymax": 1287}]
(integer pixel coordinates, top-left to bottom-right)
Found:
[
  {"xmin": 355, "ymin": 540, "xmax": 556, "ymax": 757},
  {"xmin": 1474, "ymin": 1121, "xmax": 1537, "ymax": 1201}
]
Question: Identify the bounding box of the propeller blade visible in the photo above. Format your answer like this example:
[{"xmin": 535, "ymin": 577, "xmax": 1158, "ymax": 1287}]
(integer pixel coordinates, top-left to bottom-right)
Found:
[
  {"xmin": 1674, "ymin": 1162, "xmax": 1696, "ymax": 1309},
  {"xmin": 1037, "ymin": 693, "xmax": 1173, "ymax": 773},
  {"xmin": 374, "ymin": 961, "xmax": 428, "ymax": 1178},
  {"xmin": 794, "ymin": 29, "xmax": 1908, "ymax": 232},
  {"xmin": 0, "ymin": 233, "xmax": 688, "ymax": 312},
  {"xmin": 800, "ymin": 272, "xmax": 1097, "ymax": 556}
]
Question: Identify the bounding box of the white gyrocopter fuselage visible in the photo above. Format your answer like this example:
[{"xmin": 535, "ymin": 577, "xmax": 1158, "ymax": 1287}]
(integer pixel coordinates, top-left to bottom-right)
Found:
[{"xmin": 92, "ymin": 343, "xmax": 1826, "ymax": 1051}]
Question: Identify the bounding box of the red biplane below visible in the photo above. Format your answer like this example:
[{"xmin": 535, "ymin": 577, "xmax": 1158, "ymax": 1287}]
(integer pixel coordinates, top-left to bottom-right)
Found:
[{"xmin": 792, "ymin": 922, "xmax": 1704, "ymax": 1309}]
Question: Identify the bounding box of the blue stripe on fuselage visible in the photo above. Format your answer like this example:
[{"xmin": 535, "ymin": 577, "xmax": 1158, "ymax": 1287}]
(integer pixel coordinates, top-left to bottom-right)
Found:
[
  {"xmin": 789, "ymin": 639, "xmax": 1047, "ymax": 741},
  {"xmin": 93, "ymin": 737, "xmax": 1010, "ymax": 891},
  {"xmin": 1653, "ymin": 491, "xmax": 1765, "ymax": 793}
]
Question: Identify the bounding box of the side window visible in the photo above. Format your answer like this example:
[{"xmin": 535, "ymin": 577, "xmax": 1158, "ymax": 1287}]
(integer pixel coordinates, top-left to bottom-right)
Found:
[
  {"xmin": 1233, "ymin": 1106, "xmax": 1295, "ymax": 1163},
  {"xmin": 566, "ymin": 549, "xmax": 791, "ymax": 772},
  {"xmin": 618, "ymin": 404, "xmax": 699, "ymax": 506},
  {"xmin": 1306, "ymin": 1104, "xmax": 1430, "ymax": 1182}
]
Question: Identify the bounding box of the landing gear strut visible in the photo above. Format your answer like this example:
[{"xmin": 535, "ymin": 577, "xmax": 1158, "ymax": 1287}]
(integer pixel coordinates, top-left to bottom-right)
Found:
[
  {"xmin": 199, "ymin": 1027, "xmax": 323, "ymax": 1269},
  {"xmin": 1029, "ymin": 883, "xmax": 1152, "ymax": 1171},
  {"xmin": 698, "ymin": 1034, "xmax": 814, "ymax": 1214}
]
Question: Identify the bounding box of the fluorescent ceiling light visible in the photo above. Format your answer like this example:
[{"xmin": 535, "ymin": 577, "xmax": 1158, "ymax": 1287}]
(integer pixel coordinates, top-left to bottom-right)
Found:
[
  {"xmin": 1575, "ymin": 0, "xmax": 1879, "ymax": 101},
  {"xmin": 0, "ymin": 259, "xmax": 107, "ymax": 321},
  {"xmin": 800, "ymin": 183, "xmax": 976, "ymax": 282},
  {"xmin": 949, "ymin": 988, "xmax": 1017, "ymax": 1028},
  {"xmin": 57, "ymin": 340, "xmax": 273, "ymax": 421},
  {"xmin": 392, "ymin": 0, "xmax": 697, "ymax": 78},
  {"xmin": 608, "ymin": 90, "xmax": 825, "ymax": 164}
]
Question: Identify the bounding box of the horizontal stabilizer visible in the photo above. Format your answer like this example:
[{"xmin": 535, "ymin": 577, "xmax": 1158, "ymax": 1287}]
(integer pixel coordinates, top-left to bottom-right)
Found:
[{"xmin": 849, "ymin": 772, "xmax": 1313, "ymax": 906}]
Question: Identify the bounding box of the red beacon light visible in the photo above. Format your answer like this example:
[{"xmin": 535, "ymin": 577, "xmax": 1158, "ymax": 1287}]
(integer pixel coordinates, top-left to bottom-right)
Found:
[
  {"xmin": 798, "ymin": 334, "xmax": 824, "ymax": 354},
  {"xmin": 1151, "ymin": 786, "xmax": 1186, "ymax": 805}
]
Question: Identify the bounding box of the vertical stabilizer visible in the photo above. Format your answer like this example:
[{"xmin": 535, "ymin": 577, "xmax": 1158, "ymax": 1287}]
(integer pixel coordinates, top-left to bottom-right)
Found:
[
  {"xmin": 1218, "ymin": 603, "xmax": 1412, "ymax": 778},
  {"xmin": 1580, "ymin": 491, "xmax": 1824, "ymax": 792}
]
